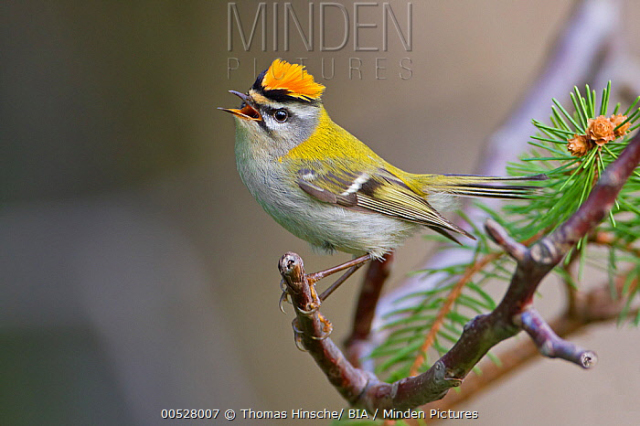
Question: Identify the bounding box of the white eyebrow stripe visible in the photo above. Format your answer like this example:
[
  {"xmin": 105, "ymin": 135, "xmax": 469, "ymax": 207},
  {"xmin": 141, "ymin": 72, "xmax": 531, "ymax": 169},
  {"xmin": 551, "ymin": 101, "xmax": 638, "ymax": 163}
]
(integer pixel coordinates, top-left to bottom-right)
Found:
[{"xmin": 341, "ymin": 173, "xmax": 370, "ymax": 196}]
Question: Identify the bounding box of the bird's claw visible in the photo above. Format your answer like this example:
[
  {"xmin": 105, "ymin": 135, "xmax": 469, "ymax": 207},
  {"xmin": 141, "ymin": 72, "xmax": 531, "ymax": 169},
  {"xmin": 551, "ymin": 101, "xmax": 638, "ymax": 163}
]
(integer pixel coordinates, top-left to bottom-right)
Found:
[
  {"xmin": 295, "ymin": 302, "xmax": 320, "ymax": 316},
  {"xmin": 292, "ymin": 321, "xmax": 308, "ymax": 352},
  {"xmin": 279, "ymin": 280, "xmax": 292, "ymax": 314},
  {"xmin": 291, "ymin": 314, "xmax": 333, "ymax": 351}
]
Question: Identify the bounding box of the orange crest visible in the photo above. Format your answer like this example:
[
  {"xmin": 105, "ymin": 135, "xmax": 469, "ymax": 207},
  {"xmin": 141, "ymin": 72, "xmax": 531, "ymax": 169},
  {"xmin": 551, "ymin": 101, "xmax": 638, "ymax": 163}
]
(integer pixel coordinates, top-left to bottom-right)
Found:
[{"xmin": 262, "ymin": 59, "xmax": 325, "ymax": 100}]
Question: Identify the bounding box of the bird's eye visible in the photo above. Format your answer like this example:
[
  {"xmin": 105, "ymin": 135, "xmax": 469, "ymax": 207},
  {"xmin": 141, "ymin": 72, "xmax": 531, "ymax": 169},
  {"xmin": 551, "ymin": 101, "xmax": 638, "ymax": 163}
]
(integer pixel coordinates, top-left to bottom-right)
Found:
[{"xmin": 273, "ymin": 109, "xmax": 289, "ymax": 123}]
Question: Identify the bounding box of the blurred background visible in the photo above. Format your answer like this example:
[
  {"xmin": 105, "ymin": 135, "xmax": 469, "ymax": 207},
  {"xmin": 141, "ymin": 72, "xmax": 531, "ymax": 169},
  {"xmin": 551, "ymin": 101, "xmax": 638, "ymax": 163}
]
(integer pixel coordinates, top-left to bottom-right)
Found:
[{"xmin": 2, "ymin": 1, "xmax": 640, "ymax": 425}]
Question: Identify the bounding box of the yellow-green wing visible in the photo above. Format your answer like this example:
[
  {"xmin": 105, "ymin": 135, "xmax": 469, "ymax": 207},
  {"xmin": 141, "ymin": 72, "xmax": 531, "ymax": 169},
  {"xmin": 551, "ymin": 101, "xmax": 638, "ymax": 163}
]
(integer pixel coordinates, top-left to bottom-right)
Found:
[{"xmin": 294, "ymin": 160, "xmax": 473, "ymax": 243}]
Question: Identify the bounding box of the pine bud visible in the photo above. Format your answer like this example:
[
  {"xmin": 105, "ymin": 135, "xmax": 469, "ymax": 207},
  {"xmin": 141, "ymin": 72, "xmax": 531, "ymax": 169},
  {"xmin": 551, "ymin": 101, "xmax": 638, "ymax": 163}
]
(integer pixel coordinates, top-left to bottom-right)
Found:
[
  {"xmin": 586, "ymin": 115, "xmax": 615, "ymax": 146},
  {"xmin": 610, "ymin": 114, "xmax": 630, "ymax": 138},
  {"xmin": 567, "ymin": 134, "xmax": 594, "ymax": 157}
]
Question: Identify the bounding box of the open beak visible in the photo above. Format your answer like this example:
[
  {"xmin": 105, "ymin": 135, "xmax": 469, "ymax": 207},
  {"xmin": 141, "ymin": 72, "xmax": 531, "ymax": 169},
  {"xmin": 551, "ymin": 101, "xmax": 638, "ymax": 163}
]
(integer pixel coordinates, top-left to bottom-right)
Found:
[{"xmin": 218, "ymin": 90, "xmax": 262, "ymax": 121}]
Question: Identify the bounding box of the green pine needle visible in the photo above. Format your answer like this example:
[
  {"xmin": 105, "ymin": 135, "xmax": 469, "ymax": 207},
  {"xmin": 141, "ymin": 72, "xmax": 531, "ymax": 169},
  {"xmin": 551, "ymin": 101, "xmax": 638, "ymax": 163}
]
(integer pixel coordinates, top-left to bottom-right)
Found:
[{"xmin": 369, "ymin": 83, "xmax": 640, "ymax": 384}]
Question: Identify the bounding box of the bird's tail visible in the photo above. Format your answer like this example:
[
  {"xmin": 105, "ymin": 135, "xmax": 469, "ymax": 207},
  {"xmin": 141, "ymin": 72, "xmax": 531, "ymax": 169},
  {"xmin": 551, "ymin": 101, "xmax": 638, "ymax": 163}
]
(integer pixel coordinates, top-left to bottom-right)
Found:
[{"xmin": 417, "ymin": 173, "xmax": 547, "ymax": 200}]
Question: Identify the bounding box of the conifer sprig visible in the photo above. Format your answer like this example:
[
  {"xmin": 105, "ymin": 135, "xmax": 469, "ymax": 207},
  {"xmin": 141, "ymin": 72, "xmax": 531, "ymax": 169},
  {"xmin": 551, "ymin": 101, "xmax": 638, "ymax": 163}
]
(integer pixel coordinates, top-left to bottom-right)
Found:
[{"xmin": 369, "ymin": 83, "xmax": 640, "ymax": 385}]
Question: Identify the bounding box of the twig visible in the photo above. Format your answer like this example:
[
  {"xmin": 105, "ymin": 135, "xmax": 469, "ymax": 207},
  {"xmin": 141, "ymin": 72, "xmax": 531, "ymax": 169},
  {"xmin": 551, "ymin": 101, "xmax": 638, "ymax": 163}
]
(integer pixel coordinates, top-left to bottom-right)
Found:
[
  {"xmin": 426, "ymin": 273, "xmax": 638, "ymax": 414},
  {"xmin": 278, "ymin": 253, "xmax": 371, "ymax": 403},
  {"xmin": 278, "ymin": 125, "xmax": 640, "ymax": 412},
  {"xmin": 518, "ymin": 308, "xmax": 596, "ymax": 367},
  {"xmin": 408, "ymin": 252, "xmax": 502, "ymax": 377},
  {"xmin": 408, "ymin": 233, "xmax": 543, "ymax": 377},
  {"xmin": 345, "ymin": 252, "xmax": 394, "ymax": 369}
]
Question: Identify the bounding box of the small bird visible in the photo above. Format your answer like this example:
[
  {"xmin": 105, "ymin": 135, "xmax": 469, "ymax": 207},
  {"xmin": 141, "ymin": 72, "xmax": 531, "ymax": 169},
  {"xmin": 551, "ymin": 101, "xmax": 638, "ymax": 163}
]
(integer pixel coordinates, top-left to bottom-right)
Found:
[{"xmin": 221, "ymin": 59, "xmax": 542, "ymax": 261}]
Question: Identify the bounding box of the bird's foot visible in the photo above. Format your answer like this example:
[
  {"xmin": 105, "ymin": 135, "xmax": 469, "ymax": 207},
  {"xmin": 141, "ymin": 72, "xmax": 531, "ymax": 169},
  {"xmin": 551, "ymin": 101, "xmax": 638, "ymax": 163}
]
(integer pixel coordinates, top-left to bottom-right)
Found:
[
  {"xmin": 306, "ymin": 253, "xmax": 372, "ymax": 301},
  {"xmin": 291, "ymin": 313, "xmax": 333, "ymax": 352}
]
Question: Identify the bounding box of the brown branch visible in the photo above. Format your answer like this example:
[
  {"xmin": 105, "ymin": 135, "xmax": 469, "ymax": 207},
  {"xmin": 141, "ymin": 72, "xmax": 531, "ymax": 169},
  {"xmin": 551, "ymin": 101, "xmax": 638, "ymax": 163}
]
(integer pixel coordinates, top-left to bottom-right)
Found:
[
  {"xmin": 279, "ymin": 126, "xmax": 640, "ymax": 412},
  {"xmin": 423, "ymin": 316, "xmax": 585, "ymax": 415},
  {"xmin": 407, "ymin": 232, "xmax": 544, "ymax": 377},
  {"xmin": 409, "ymin": 252, "xmax": 502, "ymax": 377},
  {"xmin": 426, "ymin": 272, "xmax": 638, "ymax": 414},
  {"xmin": 345, "ymin": 252, "xmax": 394, "ymax": 369},
  {"xmin": 280, "ymin": 252, "xmax": 455, "ymax": 411},
  {"xmin": 518, "ymin": 307, "xmax": 596, "ymax": 367},
  {"xmin": 278, "ymin": 253, "xmax": 370, "ymax": 403}
]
